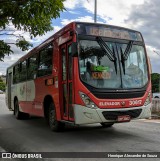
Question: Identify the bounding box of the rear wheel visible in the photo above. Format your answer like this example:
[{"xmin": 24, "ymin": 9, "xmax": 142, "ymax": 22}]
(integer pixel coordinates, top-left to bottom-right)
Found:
[
  {"xmin": 14, "ymin": 99, "xmax": 23, "ymax": 119},
  {"xmin": 14, "ymin": 100, "xmax": 30, "ymax": 120},
  {"xmin": 100, "ymin": 123, "xmax": 114, "ymax": 128},
  {"xmin": 48, "ymin": 102, "xmax": 65, "ymax": 132}
]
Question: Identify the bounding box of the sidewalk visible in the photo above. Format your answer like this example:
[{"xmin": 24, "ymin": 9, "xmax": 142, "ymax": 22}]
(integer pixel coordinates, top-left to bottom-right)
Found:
[{"xmin": 151, "ymin": 114, "xmax": 160, "ymax": 119}]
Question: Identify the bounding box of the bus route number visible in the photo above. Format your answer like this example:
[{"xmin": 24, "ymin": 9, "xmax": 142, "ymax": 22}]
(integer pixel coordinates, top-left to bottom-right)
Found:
[{"xmin": 129, "ymin": 100, "xmax": 142, "ymax": 106}]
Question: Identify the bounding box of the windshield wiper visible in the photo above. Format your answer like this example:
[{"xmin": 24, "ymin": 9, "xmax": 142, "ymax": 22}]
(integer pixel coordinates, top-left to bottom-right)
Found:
[
  {"xmin": 96, "ymin": 37, "xmax": 117, "ymax": 74},
  {"xmin": 120, "ymin": 41, "xmax": 134, "ymax": 74}
]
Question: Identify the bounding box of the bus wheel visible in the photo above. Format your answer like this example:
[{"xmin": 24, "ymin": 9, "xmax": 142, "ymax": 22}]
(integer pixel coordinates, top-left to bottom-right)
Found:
[
  {"xmin": 14, "ymin": 100, "xmax": 23, "ymax": 119},
  {"xmin": 48, "ymin": 102, "xmax": 65, "ymax": 132},
  {"xmin": 100, "ymin": 123, "xmax": 114, "ymax": 128},
  {"xmin": 14, "ymin": 100, "xmax": 30, "ymax": 120}
]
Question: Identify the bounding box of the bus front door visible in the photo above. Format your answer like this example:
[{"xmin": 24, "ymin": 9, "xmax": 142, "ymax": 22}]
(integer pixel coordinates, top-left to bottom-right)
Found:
[{"xmin": 60, "ymin": 43, "xmax": 74, "ymax": 121}]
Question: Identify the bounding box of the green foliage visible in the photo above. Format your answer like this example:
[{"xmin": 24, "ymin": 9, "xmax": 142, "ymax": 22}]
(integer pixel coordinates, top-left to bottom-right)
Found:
[
  {"xmin": 0, "ymin": 77, "xmax": 5, "ymax": 91},
  {"xmin": 16, "ymin": 37, "xmax": 33, "ymax": 51},
  {"xmin": 151, "ymin": 73, "xmax": 160, "ymax": 93},
  {"xmin": 0, "ymin": 78, "xmax": 3, "ymax": 82},
  {"xmin": 0, "ymin": 0, "xmax": 65, "ymax": 61},
  {"xmin": 0, "ymin": 40, "xmax": 13, "ymax": 61},
  {"xmin": 0, "ymin": 82, "xmax": 5, "ymax": 91}
]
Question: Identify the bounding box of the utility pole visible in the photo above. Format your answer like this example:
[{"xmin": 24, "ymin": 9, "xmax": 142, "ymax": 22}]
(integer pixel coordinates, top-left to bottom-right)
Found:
[
  {"xmin": 94, "ymin": 0, "xmax": 97, "ymax": 23},
  {"xmin": 87, "ymin": 0, "xmax": 97, "ymax": 23}
]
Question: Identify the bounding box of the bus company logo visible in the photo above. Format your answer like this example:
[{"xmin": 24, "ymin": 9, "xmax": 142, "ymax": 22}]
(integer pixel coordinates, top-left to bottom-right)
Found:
[
  {"xmin": 121, "ymin": 101, "xmax": 125, "ymax": 106},
  {"xmin": 99, "ymin": 101, "xmax": 120, "ymax": 106},
  {"xmin": 20, "ymin": 84, "xmax": 25, "ymax": 95}
]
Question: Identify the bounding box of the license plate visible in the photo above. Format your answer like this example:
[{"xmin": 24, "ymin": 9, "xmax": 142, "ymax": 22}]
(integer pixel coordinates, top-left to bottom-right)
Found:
[{"xmin": 117, "ymin": 115, "xmax": 131, "ymax": 122}]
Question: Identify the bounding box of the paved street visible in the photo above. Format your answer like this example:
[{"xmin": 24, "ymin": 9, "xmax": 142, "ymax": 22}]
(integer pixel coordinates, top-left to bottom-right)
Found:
[{"xmin": 0, "ymin": 94, "xmax": 160, "ymax": 161}]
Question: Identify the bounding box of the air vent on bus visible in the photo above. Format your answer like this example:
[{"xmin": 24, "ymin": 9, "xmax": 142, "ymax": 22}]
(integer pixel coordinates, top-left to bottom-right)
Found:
[
  {"xmin": 102, "ymin": 109, "xmax": 142, "ymax": 120},
  {"xmin": 92, "ymin": 91, "xmax": 145, "ymax": 99}
]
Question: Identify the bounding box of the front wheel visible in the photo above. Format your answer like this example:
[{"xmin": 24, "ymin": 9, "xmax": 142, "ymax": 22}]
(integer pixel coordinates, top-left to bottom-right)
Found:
[
  {"xmin": 48, "ymin": 102, "xmax": 65, "ymax": 132},
  {"xmin": 100, "ymin": 123, "xmax": 114, "ymax": 128}
]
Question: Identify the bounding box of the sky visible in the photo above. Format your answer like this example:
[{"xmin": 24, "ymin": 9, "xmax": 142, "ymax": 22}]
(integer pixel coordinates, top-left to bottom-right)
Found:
[{"xmin": 0, "ymin": 0, "xmax": 160, "ymax": 75}]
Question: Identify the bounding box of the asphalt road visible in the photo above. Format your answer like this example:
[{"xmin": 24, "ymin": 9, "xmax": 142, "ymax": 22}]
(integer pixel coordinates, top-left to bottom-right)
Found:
[{"xmin": 0, "ymin": 94, "xmax": 160, "ymax": 161}]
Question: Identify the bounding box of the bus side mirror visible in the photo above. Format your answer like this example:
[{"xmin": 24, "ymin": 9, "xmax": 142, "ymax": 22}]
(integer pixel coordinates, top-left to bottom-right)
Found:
[{"xmin": 71, "ymin": 42, "xmax": 78, "ymax": 57}]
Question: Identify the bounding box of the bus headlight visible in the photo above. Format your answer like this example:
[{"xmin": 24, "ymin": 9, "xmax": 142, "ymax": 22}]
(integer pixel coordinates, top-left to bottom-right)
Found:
[
  {"xmin": 79, "ymin": 92, "xmax": 98, "ymax": 109},
  {"xmin": 144, "ymin": 92, "xmax": 151, "ymax": 106}
]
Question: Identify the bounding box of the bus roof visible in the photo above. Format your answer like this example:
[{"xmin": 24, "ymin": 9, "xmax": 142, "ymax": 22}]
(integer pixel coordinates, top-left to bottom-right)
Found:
[{"xmin": 7, "ymin": 21, "xmax": 143, "ymax": 69}]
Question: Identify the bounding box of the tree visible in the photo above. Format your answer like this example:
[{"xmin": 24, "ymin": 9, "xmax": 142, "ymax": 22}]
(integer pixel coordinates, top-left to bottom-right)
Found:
[
  {"xmin": 0, "ymin": 77, "xmax": 5, "ymax": 91},
  {"xmin": 0, "ymin": 0, "xmax": 65, "ymax": 61},
  {"xmin": 151, "ymin": 73, "xmax": 160, "ymax": 93}
]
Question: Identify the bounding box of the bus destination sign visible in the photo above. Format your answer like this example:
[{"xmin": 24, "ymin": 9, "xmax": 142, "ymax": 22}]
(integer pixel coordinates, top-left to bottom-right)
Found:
[
  {"xmin": 87, "ymin": 27, "xmax": 131, "ymax": 39},
  {"xmin": 86, "ymin": 26, "xmax": 142, "ymax": 41},
  {"xmin": 76, "ymin": 24, "xmax": 142, "ymax": 41}
]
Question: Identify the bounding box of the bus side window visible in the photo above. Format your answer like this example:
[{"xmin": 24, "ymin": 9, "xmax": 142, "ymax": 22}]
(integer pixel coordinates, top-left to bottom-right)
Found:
[
  {"xmin": 13, "ymin": 65, "xmax": 20, "ymax": 84},
  {"xmin": 19, "ymin": 61, "xmax": 27, "ymax": 82},
  {"xmin": 27, "ymin": 55, "xmax": 37, "ymax": 80},
  {"xmin": 37, "ymin": 44, "xmax": 53, "ymax": 77}
]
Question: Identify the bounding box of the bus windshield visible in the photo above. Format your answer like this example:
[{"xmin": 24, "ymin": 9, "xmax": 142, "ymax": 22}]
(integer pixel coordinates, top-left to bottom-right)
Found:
[{"xmin": 78, "ymin": 39, "xmax": 148, "ymax": 89}]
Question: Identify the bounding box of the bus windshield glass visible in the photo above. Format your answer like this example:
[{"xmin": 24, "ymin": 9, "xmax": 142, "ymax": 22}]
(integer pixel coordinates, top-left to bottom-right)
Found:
[{"xmin": 78, "ymin": 39, "xmax": 148, "ymax": 89}]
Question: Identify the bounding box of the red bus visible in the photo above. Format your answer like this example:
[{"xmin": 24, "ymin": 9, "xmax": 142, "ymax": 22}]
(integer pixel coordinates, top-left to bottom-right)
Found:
[{"xmin": 6, "ymin": 22, "xmax": 152, "ymax": 131}]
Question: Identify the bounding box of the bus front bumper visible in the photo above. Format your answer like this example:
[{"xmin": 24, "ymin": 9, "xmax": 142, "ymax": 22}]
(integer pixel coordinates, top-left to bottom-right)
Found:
[{"xmin": 73, "ymin": 103, "xmax": 152, "ymax": 125}]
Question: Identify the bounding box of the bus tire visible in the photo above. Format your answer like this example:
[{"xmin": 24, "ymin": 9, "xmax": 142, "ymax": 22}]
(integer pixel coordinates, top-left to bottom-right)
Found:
[
  {"xmin": 100, "ymin": 123, "xmax": 114, "ymax": 128},
  {"xmin": 14, "ymin": 99, "xmax": 23, "ymax": 119},
  {"xmin": 14, "ymin": 100, "xmax": 30, "ymax": 120},
  {"xmin": 48, "ymin": 102, "xmax": 65, "ymax": 132}
]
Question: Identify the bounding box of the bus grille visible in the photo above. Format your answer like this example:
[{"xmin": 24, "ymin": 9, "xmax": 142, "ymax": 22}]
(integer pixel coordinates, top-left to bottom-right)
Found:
[
  {"xmin": 92, "ymin": 91, "xmax": 145, "ymax": 99},
  {"xmin": 102, "ymin": 109, "xmax": 142, "ymax": 120}
]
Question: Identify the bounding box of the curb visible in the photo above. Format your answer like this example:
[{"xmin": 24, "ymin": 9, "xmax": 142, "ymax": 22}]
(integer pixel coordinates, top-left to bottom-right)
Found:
[{"xmin": 151, "ymin": 114, "xmax": 160, "ymax": 119}]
